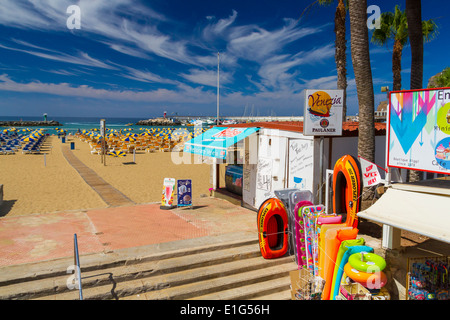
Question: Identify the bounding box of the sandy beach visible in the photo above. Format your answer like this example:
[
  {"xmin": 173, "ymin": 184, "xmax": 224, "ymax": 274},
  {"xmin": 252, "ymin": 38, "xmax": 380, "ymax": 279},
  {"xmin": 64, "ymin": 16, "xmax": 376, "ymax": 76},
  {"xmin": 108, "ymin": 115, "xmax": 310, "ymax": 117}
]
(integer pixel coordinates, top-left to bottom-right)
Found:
[{"xmin": 0, "ymin": 135, "xmax": 213, "ymax": 217}]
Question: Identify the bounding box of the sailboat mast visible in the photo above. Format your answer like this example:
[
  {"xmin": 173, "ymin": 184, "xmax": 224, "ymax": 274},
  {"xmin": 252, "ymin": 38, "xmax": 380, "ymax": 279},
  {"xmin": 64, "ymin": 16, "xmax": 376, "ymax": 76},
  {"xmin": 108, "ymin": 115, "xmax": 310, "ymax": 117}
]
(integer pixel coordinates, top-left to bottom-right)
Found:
[{"xmin": 217, "ymin": 52, "xmax": 220, "ymax": 126}]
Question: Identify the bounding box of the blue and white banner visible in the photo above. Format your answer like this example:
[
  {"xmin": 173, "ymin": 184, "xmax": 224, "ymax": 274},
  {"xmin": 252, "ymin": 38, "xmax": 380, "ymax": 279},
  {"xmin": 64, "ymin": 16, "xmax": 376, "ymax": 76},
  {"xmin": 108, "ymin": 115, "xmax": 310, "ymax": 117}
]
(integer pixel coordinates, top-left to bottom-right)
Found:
[{"xmin": 184, "ymin": 127, "xmax": 259, "ymax": 159}]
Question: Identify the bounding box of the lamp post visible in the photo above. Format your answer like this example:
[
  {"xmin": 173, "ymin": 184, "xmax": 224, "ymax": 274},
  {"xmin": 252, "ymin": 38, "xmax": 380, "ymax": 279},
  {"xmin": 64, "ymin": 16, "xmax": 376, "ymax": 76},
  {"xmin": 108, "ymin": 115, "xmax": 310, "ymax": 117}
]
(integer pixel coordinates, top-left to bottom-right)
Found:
[{"xmin": 217, "ymin": 52, "xmax": 220, "ymax": 126}]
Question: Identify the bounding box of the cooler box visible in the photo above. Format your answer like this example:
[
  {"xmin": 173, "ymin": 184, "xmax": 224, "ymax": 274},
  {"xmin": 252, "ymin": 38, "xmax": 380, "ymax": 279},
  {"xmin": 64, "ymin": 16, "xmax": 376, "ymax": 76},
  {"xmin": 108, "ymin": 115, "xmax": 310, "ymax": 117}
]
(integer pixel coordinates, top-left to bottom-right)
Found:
[{"xmin": 225, "ymin": 165, "xmax": 243, "ymax": 195}]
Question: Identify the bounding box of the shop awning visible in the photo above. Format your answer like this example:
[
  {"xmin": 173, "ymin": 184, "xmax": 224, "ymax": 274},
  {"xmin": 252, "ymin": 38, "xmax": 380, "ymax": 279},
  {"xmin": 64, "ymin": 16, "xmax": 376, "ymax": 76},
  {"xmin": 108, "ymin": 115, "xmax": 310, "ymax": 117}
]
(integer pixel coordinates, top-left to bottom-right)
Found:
[
  {"xmin": 184, "ymin": 127, "xmax": 259, "ymax": 159},
  {"xmin": 357, "ymin": 183, "xmax": 450, "ymax": 244}
]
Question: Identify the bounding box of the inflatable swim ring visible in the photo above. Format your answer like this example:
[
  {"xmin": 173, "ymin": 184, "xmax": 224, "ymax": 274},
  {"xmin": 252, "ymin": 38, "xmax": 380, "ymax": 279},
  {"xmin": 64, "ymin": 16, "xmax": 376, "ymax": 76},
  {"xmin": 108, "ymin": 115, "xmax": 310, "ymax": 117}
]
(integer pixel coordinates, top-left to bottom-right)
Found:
[
  {"xmin": 348, "ymin": 252, "xmax": 386, "ymax": 273},
  {"xmin": 332, "ymin": 155, "xmax": 362, "ymax": 228},
  {"xmin": 344, "ymin": 262, "xmax": 387, "ymax": 289},
  {"xmin": 257, "ymin": 198, "xmax": 289, "ymax": 259},
  {"xmin": 331, "ymin": 244, "xmax": 373, "ymax": 300}
]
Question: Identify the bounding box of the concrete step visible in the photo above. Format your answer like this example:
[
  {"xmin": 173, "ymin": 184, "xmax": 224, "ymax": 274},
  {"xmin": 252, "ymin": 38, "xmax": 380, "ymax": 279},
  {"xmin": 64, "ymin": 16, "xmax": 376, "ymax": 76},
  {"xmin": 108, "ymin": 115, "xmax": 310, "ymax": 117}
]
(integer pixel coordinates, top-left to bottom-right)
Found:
[
  {"xmin": 1, "ymin": 238, "xmax": 259, "ymax": 300},
  {"xmin": 33, "ymin": 244, "xmax": 275, "ymax": 300},
  {"xmin": 143, "ymin": 261, "xmax": 296, "ymax": 300},
  {"xmin": 0, "ymin": 231, "xmax": 258, "ymax": 287},
  {"xmin": 0, "ymin": 231, "xmax": 296, "ymax": 301},
  {"xmin": 190, "ymin": 274, "xmax": 293, "ymax": 300}
]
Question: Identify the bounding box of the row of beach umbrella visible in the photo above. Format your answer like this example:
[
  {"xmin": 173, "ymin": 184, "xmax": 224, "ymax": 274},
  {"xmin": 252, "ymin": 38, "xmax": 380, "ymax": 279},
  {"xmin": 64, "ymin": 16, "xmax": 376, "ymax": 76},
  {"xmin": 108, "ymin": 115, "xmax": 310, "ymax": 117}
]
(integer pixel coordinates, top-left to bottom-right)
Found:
[{"xmin": 78, "ymin": 126, "xmax": 208, "ymax": 157}]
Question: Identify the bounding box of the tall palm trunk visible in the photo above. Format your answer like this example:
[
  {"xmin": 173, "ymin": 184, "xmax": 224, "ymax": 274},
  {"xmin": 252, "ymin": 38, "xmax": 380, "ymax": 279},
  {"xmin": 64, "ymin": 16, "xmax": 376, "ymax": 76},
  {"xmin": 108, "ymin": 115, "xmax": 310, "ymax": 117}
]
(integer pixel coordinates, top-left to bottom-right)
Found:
[
  {"xmin": 349, "ymin": 0, "xmax": 375, "ymax": 201},
  {"xmin": 392, "ymin": 39, "xmax": 404, "ymax": 91},
  {"xmin": 406, "ymin": 0, "xmax": 423, "ymax": 182},
  {"xmin": 406, "ymin": 0, "xmax": 423, "ymax": 90},
  {"xmin": 349, "ymin": 0, "xmax": 375, "ymax": 163},
  {"xmin": 335, "ymin": 0, "xmax": 347, "ymax": 119}
]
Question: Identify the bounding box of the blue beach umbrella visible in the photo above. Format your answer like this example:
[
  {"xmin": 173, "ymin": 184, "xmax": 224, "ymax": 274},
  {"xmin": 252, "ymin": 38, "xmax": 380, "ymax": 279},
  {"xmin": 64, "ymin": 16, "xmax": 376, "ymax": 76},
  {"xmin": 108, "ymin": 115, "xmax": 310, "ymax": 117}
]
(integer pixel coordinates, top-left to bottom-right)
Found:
[
  {"xmin": 122, "ymin": 136, "xmax": 136, "ymax": 142},
  {"xmin": 108, "ymin": 150, "xmax": 126, "ymax": 157}
]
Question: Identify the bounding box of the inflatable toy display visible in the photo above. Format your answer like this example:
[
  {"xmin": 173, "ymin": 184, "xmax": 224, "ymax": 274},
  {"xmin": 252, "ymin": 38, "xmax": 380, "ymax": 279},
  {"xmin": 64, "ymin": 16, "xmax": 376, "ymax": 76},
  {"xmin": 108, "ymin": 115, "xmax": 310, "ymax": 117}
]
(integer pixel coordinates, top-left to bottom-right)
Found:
[
  {"xmin": 274, "ymin": 189, "xmax": 313, "ymax": 264},
  {"xmin": 257, "ymin": 198, "xmax": 289, "ymax": 259},
  {"xmin": 288, "ymin": 191, "xmax": 313, "ymax": 264},
  {"xmin": 321, "ymin": 227, "xmax": 359, "ymax": 300},
  {"xmin": 317, "ymin": 215, "xmax": 342, "ymax": 225},
  {"xmin": 258, "ymin": 160, "xmax": 390, "ymax": 300},
  {"xmin": 348, "ymin": 252, "xmax": 386, "ymax": 273},
  {"xmin": 332, "ymin": 155, "xmax": 362, "ymax": 228},
  {"xmin": 294, "ymin": 201, "xmax": 314, "ymax": 269},
  {"xmin": 331, "ymin": 244, "xmax": 373, "ymax": 300},
  {"xmin": 344, "ymin": 262, "xmax": 387, "ymax": 289},
  {"xmin": 329, "ymin": 239, "xmax": 366, "ymax": 299},
  {"xmin": 318, "ymin": 223, "xmax": 346, "ymax": 278}
]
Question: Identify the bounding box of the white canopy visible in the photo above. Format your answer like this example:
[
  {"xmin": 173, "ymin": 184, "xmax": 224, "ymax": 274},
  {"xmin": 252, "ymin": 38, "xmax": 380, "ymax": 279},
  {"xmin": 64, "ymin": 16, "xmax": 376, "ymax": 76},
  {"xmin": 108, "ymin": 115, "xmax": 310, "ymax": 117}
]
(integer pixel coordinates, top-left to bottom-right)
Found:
[{"xmin": 358, "ymin": 180, "xmax": 450, "ymax": 244}]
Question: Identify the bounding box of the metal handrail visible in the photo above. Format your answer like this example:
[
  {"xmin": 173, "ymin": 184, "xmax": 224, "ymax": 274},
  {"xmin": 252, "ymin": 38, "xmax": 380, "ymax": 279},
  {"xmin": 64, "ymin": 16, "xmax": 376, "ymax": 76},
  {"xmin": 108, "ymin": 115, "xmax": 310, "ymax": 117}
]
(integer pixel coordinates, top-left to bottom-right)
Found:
[{"xmin": 74, "ymin": 233, "xmax": 83, "ymax": 300}]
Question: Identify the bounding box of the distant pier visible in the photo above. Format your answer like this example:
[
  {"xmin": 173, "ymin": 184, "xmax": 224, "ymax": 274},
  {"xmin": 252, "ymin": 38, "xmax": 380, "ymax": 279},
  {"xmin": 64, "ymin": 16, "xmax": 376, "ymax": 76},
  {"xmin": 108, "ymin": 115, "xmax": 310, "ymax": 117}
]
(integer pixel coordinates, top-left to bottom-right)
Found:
[
  {"xmin": 0, "ymin": 120, "xmax": 62, "ymax": 127},
  {"xmin": 171, "ymin": 116, "xmax": 304, "ymax": 122}
]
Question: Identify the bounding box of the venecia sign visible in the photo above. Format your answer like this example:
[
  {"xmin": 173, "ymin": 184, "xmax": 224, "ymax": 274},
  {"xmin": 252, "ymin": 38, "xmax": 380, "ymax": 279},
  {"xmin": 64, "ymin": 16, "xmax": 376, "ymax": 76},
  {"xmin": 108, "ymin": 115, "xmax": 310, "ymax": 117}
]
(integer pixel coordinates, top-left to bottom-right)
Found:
[{"xmin": 303, "ymin": 89, "xmax": 344, "ymax": 136}]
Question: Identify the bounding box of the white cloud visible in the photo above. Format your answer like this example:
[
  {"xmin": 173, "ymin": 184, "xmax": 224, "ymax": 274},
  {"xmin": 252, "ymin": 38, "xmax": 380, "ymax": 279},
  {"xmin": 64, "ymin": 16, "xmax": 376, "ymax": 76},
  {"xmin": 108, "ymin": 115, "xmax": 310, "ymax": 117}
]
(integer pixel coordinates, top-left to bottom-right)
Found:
[
  {"xmin": 0, "ymin": 73, "xmax": 215, "ymax": 104},
  {"xmin": 0, "ymin": 43, "xmax": 117, "ymax": 70},
  {"xmin": 227, "ymin": 19, "xmax": 324, "ymax": 63},
  {"xmin": 203, "ymin": 10, "xmax": 238, "ymax": 40},
  {"xmin": 180, "ymin": 68, "xmax": 232, "ymax": 87},
  {"xmin": 122, "ymin": 67, "xmax": 178, "ymax": 85},
  {"xmin": 257, "ymin": 44, "xmax": 335, "ymax": 91}
]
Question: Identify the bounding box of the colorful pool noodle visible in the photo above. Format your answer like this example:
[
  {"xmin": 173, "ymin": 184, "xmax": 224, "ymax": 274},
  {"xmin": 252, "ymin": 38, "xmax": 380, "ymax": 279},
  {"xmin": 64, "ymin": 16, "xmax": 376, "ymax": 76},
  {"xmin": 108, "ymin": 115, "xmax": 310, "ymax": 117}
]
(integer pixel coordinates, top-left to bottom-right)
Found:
[
  {"xmin": 294, "ymin": 201, "xmax": 314, "ymax": 269},
  {"xmin": 318, "ymin": 223, "xmax": 346, "ymax": 279},
  {"xmin": 329, "ymin": 238, "xmax": 366, "ymax": 300},
  {"xmin": 321, "ymin": 227, "xmax": 358, "ymax": 300}
]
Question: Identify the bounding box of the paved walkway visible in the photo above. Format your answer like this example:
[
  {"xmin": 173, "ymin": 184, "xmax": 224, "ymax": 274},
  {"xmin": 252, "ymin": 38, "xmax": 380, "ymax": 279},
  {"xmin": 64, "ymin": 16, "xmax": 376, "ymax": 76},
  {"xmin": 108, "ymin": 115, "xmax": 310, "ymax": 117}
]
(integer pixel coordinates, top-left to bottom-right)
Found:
[
  {"xmin": 60, "ymin": 146, "xmax": 135, "ymax": 207},
  {"xmin": 0, "ymin": 197, "xmax": 258, "ymax": 268}
]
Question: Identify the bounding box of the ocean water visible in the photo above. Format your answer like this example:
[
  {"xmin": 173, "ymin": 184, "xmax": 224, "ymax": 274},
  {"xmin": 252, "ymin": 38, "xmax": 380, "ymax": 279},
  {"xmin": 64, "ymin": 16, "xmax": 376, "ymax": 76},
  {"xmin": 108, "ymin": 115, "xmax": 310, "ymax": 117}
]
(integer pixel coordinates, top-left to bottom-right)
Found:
[{"xmin": 0, "ymin": 116, "xmax": 198, "ymax": 135}]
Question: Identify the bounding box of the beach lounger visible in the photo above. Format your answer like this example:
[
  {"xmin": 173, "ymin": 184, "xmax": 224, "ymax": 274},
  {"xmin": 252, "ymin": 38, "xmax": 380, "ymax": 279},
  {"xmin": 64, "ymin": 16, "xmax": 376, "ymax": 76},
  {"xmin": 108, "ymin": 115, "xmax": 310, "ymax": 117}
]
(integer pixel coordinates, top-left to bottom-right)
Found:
[{"xmin": 3, "ymin": 147, "xmax": 15, "ymax": 154}]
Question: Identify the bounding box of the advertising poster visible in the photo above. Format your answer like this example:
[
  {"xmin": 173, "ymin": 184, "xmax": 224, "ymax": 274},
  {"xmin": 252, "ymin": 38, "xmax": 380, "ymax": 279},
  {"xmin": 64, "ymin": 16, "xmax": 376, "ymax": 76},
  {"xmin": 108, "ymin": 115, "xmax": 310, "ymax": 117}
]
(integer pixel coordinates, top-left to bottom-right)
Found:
[
  {"xmin": 161, "ymin": 178, "xmax": 176, "ymax": 207},
  {"xmin": 256, "ymin": 157, "xmax": 272, "ymax": 191},
  {"xmin": 388, "ymin": 88, "xmax": 450, "ymax": 174},
  {"xmin": 177, "ymin": 179, "xmax": 192, "ymax": 207},
  {"xmin": 288, "ymin": 139, "xmax": 314, "ymax": 191},
  {"xmin": 303, "ymin": 89, "xmax": 343, "ymax": 136}
]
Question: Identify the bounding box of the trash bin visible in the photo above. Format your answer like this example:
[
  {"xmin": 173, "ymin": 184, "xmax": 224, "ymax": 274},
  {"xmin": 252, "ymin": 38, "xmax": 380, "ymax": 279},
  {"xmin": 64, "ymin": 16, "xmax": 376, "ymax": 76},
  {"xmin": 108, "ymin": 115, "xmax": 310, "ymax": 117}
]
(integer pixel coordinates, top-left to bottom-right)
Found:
[
  {"xmin": 61, "ymin": 137, "xmax": 65, "ymax": 143},
  {"xmin": 70, "ymin": 142, "xmax": 75, "ymax": 150}
]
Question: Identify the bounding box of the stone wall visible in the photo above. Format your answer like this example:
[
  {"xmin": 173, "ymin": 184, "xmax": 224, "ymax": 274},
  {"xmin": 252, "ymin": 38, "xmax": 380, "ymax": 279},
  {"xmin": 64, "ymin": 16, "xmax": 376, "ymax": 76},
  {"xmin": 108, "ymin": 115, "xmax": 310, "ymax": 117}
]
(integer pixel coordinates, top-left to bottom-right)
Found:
[{"xmin": 0, "ymin": 120, "xmax": 61, "ymax": 127}]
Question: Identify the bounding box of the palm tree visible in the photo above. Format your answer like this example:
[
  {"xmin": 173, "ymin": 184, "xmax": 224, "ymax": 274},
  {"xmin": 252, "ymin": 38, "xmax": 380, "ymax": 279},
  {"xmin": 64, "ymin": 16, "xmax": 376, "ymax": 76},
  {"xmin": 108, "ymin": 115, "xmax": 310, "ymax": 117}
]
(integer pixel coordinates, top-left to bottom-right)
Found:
[
  {"xmin": 348, "ymin": 0, "xmax": 375, "ymax": 167},
  {"xmin": 406, "ymin": 0, "xmax": 424, "ymax": 183},
  {"xmin": 318, "ymin": 0, "xmax": 348, "ymax": 119},
  {"xmin": 371, "ymin": 5, "xmax": 438, "ymax": 91},
  {"xmin": 406, "ymin": 0, "xmax": 423, "ymax": 90},
  {"xmin": 371, "ymin": 6, "xmax": 408, "ymax": 91},
  {"xmin": 300, "ymin": 0, "xmax": 348, "ymax": 119}
]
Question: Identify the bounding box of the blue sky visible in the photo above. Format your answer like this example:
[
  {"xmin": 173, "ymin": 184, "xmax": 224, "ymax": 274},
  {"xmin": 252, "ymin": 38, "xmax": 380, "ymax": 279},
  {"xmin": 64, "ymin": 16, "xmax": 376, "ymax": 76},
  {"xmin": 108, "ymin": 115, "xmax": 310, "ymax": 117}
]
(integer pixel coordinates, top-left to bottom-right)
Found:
[{"xmin": 0, "ymin": 0, "xmax": 449, "ymax": 119}]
